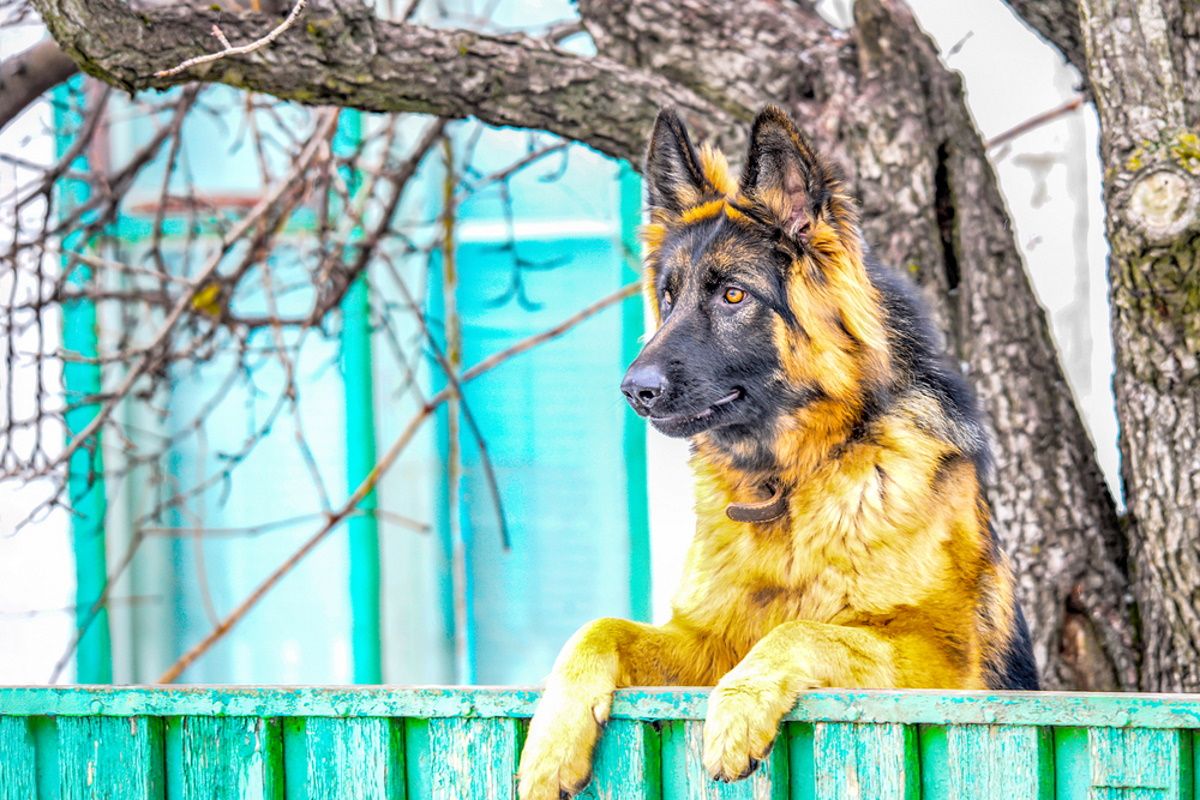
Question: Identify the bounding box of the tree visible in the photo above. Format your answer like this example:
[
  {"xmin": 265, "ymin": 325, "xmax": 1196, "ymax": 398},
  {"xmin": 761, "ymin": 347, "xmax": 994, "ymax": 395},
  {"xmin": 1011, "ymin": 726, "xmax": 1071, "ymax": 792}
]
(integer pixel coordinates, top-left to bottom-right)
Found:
[
  {"xmin": 1073, "ymin": 0, "xmax": 1200, "ymax": 691},
  {"xmin": 4, "ymin": 0, "xmax": 1195, "ymax": 690}
]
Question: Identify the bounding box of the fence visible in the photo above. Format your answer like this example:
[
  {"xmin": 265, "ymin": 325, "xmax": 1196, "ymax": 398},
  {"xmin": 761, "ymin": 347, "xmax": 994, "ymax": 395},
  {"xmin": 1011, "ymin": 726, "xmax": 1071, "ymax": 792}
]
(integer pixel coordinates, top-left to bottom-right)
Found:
[{"xmin": 1, "ymin": 686, "xmax": 1197, "ymax": 798}]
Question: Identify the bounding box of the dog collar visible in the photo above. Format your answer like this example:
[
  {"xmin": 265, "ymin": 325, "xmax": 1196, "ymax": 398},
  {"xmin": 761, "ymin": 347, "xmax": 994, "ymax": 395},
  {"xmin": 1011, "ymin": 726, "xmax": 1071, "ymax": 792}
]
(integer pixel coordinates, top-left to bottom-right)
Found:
[{"xmin": 726, "ymin": 482, "xmax": 788, "ymax": 523}]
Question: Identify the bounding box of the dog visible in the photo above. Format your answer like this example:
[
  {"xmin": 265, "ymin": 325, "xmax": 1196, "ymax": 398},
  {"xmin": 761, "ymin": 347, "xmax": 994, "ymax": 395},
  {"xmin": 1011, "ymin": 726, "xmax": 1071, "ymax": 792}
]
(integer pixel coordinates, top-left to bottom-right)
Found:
[{"xmin": 516, "ymin": 105, "xmax": 1038, "ymax": 800}]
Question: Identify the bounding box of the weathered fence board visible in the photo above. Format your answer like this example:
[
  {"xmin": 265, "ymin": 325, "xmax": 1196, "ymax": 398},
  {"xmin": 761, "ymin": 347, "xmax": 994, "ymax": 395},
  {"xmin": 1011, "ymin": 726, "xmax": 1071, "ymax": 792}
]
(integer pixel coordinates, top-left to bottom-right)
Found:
[
  {"xmin": 917, "ymin": 724, "xmax": 1053, "ymax": 800},
  {"xmin": 0, "ymin": 716, "xmax": 37, "ymax": 799},
  {"xmin": 811, "ymin": 722, "xmax": 917, "ymax": 800},
  {"xmin": 659, "ymin": 719, "xmax": 787, "ymax": 800},
  {"xmin": 585, "ymin": 717, "xmax": 661, "ymax": 799},
  {"xmin": 405, "ymin": 716, "xmax": 520, "ymax": 799},
  {"xmin": 165, "ymin": 715, "xmax": 283, "ymax": 800},
  {"xmin": 0, "ymin": 688, "xmax": 1197, "ymax": 799},
  {"xmin": 56, "ymin": 716, "xmax": 165, "ymax": 800}
]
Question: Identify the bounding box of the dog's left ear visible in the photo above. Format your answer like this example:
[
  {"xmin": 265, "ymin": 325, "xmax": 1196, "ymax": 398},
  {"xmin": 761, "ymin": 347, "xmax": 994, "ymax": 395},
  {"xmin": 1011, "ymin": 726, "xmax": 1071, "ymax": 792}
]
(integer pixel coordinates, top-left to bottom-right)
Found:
[{"xmin": 739, "ymin": 106, "xmax": 832, "ymax": 241}]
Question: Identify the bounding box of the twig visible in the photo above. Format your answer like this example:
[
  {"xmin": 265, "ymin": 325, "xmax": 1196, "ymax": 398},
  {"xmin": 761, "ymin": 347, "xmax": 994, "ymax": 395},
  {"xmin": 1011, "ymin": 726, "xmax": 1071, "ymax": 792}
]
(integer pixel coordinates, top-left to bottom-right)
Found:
[
  {"xmin": 546, "ymin": 19, "xmax": 585, "ymax": 44},
  {"xmin": 381, "ymin": 252, "xmax": 510, "ymax": 551},
  {"xmin": 141, "ymin": 508, "xmax": 428, "ymax": 537},
  {"xmin": 45, "ymin": 109, "xmax": 337, "ymax": 477},
  {"xmin": 986, "ymin": 95, "xmax": 1085, "ymax": 150},
  {"xmin": 156, "ymin": 280, "xmax": 639, "ymax": 683},
  {"xmin": 154, "ymin": 0, "xmax": 308, "ymax": 79}
]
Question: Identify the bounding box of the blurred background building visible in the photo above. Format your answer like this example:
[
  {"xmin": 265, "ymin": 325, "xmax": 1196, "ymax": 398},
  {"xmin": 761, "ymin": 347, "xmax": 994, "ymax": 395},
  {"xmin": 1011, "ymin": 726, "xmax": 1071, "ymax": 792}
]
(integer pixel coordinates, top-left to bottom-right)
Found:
[{"xmin": 0, "ymin": 0, "xmax": 1118, "ymax": 685}]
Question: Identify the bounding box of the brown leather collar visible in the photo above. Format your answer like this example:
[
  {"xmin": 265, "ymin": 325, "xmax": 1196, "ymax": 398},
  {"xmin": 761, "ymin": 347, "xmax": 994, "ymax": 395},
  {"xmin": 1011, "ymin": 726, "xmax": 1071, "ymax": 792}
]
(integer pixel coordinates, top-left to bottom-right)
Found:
[{"xmin": 725, "ymin": 482, "xmax": 788, "ymax": 523}]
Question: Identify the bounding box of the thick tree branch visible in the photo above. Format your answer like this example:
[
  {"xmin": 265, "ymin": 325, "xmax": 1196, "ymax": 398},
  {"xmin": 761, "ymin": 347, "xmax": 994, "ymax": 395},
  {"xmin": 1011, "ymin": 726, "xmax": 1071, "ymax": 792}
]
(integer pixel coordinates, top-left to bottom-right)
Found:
[
  {"xmin": 29, "ymin": 0, "xmax": 742, "ymax": 163},
  {"xmin": 576, "ymin": 0, "xmax": 842, "ymax": 114},
  {"xmin": 0, "ymin": 39, "xmax": 78, "ymax": 131}
]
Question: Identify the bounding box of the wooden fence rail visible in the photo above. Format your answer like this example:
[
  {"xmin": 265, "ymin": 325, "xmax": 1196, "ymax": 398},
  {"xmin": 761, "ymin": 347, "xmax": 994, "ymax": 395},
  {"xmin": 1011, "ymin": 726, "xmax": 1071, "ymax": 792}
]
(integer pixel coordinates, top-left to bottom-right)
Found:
[{"xmin": 1, "ymin": 687, "xmax": 1198, "ymax": 798}]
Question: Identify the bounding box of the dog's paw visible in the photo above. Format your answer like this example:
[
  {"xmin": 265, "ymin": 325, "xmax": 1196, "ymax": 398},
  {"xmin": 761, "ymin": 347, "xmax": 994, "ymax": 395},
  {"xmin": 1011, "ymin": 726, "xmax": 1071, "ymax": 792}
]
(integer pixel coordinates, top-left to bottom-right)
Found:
[
  {"xmin": 517, "ymin": 684, "xmax": 611, "ymax": 800},
  {"xmin": 702, "ymin": 679, "xmax": 784, "ymax": 782}
]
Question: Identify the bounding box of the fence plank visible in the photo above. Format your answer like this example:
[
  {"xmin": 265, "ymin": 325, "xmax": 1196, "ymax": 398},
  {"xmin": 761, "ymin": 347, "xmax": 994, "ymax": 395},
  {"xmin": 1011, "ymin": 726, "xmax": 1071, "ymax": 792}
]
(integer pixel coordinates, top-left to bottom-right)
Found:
[
  {"xmin": 583, "ymin": 718, "xmax": 661, "ymax": 799},
  {"xmin": 0, "ymin": 716, "xmax": 37, "ymax": 800},
  {"xmin": 919, "ymin": 724, "xmax": 1052, "ymax": 800},
  {"xmin": 404, "ymin": 716, "xmax": 520, "ymax": 800},
  {"xmin": 283, "ymin": 716, "xmax": 403, "ymax": 800},
  {"xmin": 56, "ymin": 716, "xmax": 164, "ymax": 800},
  {"xmin": 1088, "ymin": 727, "xmax": 1191, "ymax": 799},
  {"xmin": 787, "ymin": 723, "xmax": 815, "ymax": 800},
  {"xmin": 164, "ymin": 716, "xmax": 283, "ymax": 800},
  {"xmin": 812, "ymin": 722, "xmax": 917, "ymax": 800},
  {"xmin": 660, "ymin": 720, "xmax": 788, "ymax": 800}
]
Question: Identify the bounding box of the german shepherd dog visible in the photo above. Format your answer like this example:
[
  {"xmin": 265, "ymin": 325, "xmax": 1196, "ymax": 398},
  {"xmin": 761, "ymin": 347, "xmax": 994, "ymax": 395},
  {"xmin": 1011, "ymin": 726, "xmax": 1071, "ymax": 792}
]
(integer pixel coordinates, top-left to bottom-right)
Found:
[{"xmin": 517, "ymin": 106, "xmax": 1038, "ymax": 800}]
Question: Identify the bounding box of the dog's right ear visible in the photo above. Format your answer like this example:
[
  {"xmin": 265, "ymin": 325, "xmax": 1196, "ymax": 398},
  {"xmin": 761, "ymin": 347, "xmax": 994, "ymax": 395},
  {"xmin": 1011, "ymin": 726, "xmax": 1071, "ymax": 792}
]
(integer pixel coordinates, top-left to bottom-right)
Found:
[{"xmin": 644, "ymin": 108, "xmax": 712, "ymax": 215}]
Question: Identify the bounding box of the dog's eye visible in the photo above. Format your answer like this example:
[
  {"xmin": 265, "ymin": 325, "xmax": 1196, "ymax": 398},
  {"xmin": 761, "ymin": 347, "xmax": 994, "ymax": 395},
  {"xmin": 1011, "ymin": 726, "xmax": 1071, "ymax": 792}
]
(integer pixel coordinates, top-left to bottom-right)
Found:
[
  {"xmin": 723, "ymin": 287, "xmax": 746, "ymax": 305},
  {"xmin": 661, "ymin": 290, "xmax": 673, "ymax": 314}
]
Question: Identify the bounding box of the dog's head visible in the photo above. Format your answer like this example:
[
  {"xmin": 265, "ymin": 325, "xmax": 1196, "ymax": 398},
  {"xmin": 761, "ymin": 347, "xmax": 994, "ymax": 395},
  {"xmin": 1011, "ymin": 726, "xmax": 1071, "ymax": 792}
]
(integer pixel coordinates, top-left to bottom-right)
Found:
[{"xmin": 622, "ymin": 106, "xmax": 891, "ymax": 468}]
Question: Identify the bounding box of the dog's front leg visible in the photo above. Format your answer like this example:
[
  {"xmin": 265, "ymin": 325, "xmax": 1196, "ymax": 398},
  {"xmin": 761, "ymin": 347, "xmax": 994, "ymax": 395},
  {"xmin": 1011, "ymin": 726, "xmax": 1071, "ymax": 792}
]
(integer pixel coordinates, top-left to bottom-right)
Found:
[
  {"xmin": 702, "ymin": 620, "xmax": 898, "ymax": 782},
  {"xmin": 518, "ymin": 617, "xmax": 710, "ymax": 800}
]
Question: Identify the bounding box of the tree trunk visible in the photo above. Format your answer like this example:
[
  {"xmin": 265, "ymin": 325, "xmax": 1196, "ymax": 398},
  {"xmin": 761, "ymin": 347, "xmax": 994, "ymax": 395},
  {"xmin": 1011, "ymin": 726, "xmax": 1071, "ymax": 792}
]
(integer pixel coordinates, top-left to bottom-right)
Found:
[
  {"xmin": 852, "ymin": 0, "xmax": 1136, "ymax": 690},
  {"xmin": 28, "ymin": 0, "xmax": 1140, "ymax": 688},
  {"xmin": 1075, "ymin": 0, "xmax": 1200, "ymax": 691}
]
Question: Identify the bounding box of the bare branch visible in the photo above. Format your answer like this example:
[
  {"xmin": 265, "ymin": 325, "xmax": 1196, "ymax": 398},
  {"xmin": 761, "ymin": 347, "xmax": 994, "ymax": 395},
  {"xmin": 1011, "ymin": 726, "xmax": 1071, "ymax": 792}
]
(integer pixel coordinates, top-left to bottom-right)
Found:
[
  {"xmin": 157, "ymin": 281, "xmax": 638, "ymax": 682},
  {"xmin": 986, "ymin": 95, "xmax": 1085, "ymax": 150},
  {"xmin": 45, "ymin": 109, "xmax": 338, "ymax": 477},
  {"xmin": 153, "ymin": 0, "xmax": 308, "ymax": 78}
]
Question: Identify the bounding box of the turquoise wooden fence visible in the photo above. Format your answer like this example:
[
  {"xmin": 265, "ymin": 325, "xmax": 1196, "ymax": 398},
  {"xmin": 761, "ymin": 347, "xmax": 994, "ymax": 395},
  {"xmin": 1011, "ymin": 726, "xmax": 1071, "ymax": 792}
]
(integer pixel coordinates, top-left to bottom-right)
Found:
[{"xmin": 1, "ymin": 687, "xmax": 1197, "ymax": 798}]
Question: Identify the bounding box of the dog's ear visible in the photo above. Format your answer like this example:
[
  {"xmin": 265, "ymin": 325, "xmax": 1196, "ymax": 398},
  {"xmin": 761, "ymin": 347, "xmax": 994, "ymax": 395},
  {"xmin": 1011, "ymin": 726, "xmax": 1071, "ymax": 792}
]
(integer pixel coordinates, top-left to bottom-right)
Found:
[
  {"xmin": 739, "ymin": 106, "xmax": 831, "ymax": 241},
  {"xmin": 644, "ymin": 108, "xmax": 712, "ymax": 215}
]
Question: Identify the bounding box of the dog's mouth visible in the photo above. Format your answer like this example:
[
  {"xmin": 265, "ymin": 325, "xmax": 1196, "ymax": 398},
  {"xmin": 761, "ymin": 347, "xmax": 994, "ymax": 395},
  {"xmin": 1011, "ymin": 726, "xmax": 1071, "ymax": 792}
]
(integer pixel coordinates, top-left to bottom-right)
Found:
[{"xmin": 649, "ymin": 388, "xmax": 744, "ymax": 437}]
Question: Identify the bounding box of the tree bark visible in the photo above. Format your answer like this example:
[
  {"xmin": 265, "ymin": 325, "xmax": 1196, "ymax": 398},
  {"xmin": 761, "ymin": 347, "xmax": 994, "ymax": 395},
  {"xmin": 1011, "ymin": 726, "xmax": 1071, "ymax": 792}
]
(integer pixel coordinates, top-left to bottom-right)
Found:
[
  {"xmin": 1075, "ymin": 0, "xmax": 1200, "ymax": 691},
  {"xmin": 0, "ymin": 39, "xmax": 79, "ymax": 131},
  {"xmin": 29, "ymin": 0, "xmax": 1137, "ymax": 688}
]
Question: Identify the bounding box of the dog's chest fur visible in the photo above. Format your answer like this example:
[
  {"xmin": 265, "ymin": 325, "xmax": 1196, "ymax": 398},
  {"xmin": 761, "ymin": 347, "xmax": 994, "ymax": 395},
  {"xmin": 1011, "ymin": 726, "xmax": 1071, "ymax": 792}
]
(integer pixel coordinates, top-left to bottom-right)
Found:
[{"xmin": 668, "ymin": 447, "xmax": 988, "ymax": 680}]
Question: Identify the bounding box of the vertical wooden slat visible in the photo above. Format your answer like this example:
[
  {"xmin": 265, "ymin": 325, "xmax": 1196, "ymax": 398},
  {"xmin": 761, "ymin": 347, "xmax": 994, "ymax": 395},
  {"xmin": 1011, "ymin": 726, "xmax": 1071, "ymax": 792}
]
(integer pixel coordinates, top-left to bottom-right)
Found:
[
  {"xmin": 812, "ymin": 722, "xmax": 917, "ymax": 800},
  {"xmin": 582, "ymin": 718, "xmax": 661, "ymax": 799},
  {"xmin": 56, "ymin": 716, "xmax": 164, "ymax": 800},
  {"xmin": 919, "ymin": 725, "xmax": 1052, "ymax": 800},
  {"xmin": 917, "ymin": 725, "xmax": 950, "ymax": 800},
  {"xmin": 405, "ymin": 717, "xmax": 520, "ymax": 800},
  {"xmin": 1054, "ymin": 728, "xmax": 1090, "ymax": 800},
  {"xmin": 164, "ymin": 716, "xmax": 283, "ymax": 799},
  {"xmin": 660, "ymin": 720, "xmax": 788, "ymax": 800},
  {"xmin": 787, "ymin": 723, "xmax": 815, "ymax": 800},
  {"xmin": 32, "ymin": 716, "xmax": 60, "ymax": 800},
  {"xmin": 1193, "ymin": 730, "xmax": 1199, "ymax": 800},
  {"xmin": 1088, "ymin": 727, "xmax": 1191, "ymax": 799},
  {"xmin": 0, "ymin": 716, "xmax": 37, "ymax": 800},
  {"xmin": 284, "ymin": 717, "xmax": 404, "ymax": 800}
]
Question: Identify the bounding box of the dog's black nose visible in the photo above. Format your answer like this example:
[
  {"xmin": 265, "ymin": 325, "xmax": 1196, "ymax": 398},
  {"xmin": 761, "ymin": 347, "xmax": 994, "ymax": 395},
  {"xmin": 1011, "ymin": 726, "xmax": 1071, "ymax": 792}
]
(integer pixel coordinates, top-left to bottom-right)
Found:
[{"xmin": 621, "ymin": 363, "xmax": 668, "ymax": 413}]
